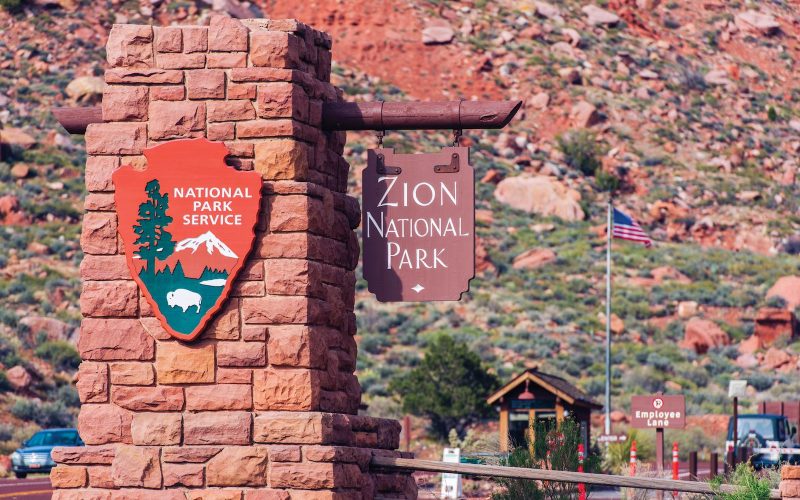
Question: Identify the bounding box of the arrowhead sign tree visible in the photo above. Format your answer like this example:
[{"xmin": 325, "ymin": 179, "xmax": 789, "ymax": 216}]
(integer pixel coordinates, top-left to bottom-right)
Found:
[{"xmin": 133, "ymin": 179, "xmax": 175, "ymax": 275}]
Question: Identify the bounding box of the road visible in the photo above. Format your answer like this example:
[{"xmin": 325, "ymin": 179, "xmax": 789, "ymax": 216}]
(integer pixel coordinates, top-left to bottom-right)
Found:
[{"xmin": 0, "ymin": 477, "xmax": 51, "ymax": 499}]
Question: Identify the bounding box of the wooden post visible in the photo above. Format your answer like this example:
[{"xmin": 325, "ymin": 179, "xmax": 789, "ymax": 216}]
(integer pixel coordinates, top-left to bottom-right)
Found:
[
  {"xmin": 710, "ymin": 452, "xmax": 718, "ymax": 478},
  {"xmin": 499, "ymin": 404, "xmax": 509, "ymax": 452},
  {"xmin": 556, "ymin": 398, "xmax": 565, "ymax": 424},
  {"xmin": 655, "ymin": 428, "xmax": 665, "ymax": 500},
  {"xmin": 689, "ymin": 451, "xmax": 697, "ymax": 481},
  {"xmin": 725, "ymin": 451, "xmax": 734, "ymax": 475}
]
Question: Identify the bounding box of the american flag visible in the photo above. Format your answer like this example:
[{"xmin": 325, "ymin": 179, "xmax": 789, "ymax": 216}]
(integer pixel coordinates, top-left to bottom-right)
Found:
[{"xmin": 612, "ymin": 207, "xmax": 652, "ymax": 247}]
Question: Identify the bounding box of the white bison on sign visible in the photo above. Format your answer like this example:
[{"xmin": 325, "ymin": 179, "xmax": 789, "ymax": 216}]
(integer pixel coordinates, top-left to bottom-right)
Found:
[{"xmin": 166, "ymin": 289, "xmax": 202, "ymax": 313}]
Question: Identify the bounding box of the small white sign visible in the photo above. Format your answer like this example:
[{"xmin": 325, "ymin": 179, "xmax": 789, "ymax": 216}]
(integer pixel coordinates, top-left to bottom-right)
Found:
[
  {"xmin": 729, "ymin": 380, "xmax": 747, "ymax": 398},
  {"xmin": 441, "ymin": 447, "xmax": 462, "ymax": 499}
]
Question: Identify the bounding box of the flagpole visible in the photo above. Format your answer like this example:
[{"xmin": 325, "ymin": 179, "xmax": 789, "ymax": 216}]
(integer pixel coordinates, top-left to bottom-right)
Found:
[{"xmin": 605, "ymin": 199, "xmax": 612, "ymax": 436}]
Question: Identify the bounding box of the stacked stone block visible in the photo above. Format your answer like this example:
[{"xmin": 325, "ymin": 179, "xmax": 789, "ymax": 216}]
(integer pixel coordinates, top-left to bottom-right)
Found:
[
  {"xmin": 783, "ymin": 466, "xmax": 800, "ymax": 499},
  {"xmin": 53, "ymin": 15, "xmax": 416, "ymax": 499}
]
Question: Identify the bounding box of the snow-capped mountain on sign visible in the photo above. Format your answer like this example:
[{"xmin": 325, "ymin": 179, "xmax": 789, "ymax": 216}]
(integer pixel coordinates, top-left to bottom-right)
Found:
[{"xmin": 176, "ymin": 231, "xmax": 238, "ymax": 259}]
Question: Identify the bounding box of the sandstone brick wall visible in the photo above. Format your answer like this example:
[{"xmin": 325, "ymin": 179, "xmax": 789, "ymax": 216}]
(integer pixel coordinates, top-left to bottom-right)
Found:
[
  {"xmin": 52, "ymin": 15, "xmax": 417, "ymax": 499},
  {"xmin": 782, "ymin": 465, "xmax": 800, "ymax": 498}
]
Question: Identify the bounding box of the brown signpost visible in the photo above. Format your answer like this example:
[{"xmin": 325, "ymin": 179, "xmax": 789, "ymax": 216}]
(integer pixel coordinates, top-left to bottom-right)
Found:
[
  {"xmin": 362, "ymin": 147, "xmax": 475, "ymax": 302},
  {"xmin": 631, "ymin": 394, "xmax": 686, "ymax": 487}
]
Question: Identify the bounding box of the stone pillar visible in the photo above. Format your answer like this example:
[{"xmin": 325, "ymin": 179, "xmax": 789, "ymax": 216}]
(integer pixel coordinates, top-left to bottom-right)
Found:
[{"xmin": 51, "ymin": 15, "xmax": 417, "ymax": 499}]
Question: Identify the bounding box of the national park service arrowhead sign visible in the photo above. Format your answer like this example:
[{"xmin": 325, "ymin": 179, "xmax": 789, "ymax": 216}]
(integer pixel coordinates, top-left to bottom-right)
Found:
[
  {"xmin": 113, "ymin": 138, "xmax": 262, "ymax": 341},
  {"xmin": 362, "ymin": 147, "xmax": 475, "ymax": 302}
]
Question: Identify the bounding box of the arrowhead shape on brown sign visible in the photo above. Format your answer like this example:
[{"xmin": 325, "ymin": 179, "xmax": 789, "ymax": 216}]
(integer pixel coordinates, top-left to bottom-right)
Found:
[
  {"xmin": 113, "ymin": 138, "xmax": 262, "ymax": 341},
  {"xmin": 362, "ymin": 147, "xmax": 475, "ymax": 302}
]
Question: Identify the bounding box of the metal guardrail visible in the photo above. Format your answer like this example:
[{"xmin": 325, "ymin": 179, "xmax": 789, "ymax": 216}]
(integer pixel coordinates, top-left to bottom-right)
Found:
[{"xmin": 370, "ymin": 456, "xmax": 782, "ymax": 499}]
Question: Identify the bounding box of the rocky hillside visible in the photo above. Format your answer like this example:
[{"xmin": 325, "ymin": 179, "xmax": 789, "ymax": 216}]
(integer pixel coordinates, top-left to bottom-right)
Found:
[{"xmin": 2, "ymin": 0, "xmax": 800, "ymax": 454}]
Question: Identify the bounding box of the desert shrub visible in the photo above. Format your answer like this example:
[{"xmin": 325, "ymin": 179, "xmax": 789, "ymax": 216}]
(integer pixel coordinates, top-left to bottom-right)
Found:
[
  {"xmin": 10, "ymin": 399, "xmax": 74, "ymax": 428},
  {"xmin": 493, "ymin": 419, "xmax": 599, "ymax": 500},
  {"xmin": 49, "ymin": 384, "xmax": 80, "ymax": 408},
  {"xmin": 711, "ymin": 463, "xmax": 772, "ymax": 500},
  {"xmin": 35, "ymin": 341, "xmax": 80, "ymax": 371},
  {"xmin": 765, "ymin": 295, "xmax": 787, "ymax": 309},
  {"xmin": 604, "ymin": 429, "xmax": 655, "ymax": 474},
  {"xmin": 0, "ymin": 0, "xmax": 23, "ymax": 12},
  {"xmin": 557, "ymin": 130, "xmax": 602, "ymax": 176}
]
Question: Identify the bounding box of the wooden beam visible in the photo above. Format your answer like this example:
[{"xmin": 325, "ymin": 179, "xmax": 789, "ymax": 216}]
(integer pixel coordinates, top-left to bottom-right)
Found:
[
  {"xmin": 369, "ymin": 456, "xmax": 780, "ymax": 498},
  {"xmin": 51, "ymin": 100, "xmax": 523, "ymax": 135}
]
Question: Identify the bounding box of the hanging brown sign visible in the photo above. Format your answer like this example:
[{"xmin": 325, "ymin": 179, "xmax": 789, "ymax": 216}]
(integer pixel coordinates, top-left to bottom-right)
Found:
[{"xmin": 362, "ymin": 147, "xmax": 475, "ymax": 302}]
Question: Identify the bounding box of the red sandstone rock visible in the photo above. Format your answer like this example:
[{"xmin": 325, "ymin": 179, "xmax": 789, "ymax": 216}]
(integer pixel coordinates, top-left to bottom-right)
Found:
[
  {"xmin": 242, "ymin": 295, "xmax": 325, "ymax": 324},
  {"xmin": 81, "ymin": 255, "xmax": 129, "ymax": 280},
  {"xmin": 267, "ymin": 445, "xmax": 301, "ymax": 462},
  {"xmin": 209, "ymin": 14, "xmax": 248, "ymax": 52},
  {"xmin": 208, "ymin": 52, "xmax": 247, "ymax": 68},
  {"xmin": 763, "ymin": 347, "xmax": 793, "ymax": 371},
  {"xmin": 80, "ymin": 281, "xmax": 138, "ymax": 317},
  {"xmin": 162, "ymin": 447, "xmax": 221, "ymax": 463},
  {"xmin": 52, "ymin": 446, "xmax": 117, "ymax": 465},
  {"xmin": 85, "ymin": 156, "xmax": 120, "ymax": 192},
  {"xmin": 184, "ymin": 411, "xmax": 251, "ymax": 445},
  {"xmin": 217, "ymin": 341, "xmax": 266, "ymax": 367},
  {"xmin": 148, "ymin": 100, "xmax": 206, "ymax": 139},
  {"xmin": 186, "ymin": 69, "xmax": 226, "ymax": 99},
  {"xmin": 254, "ymin": 367, "xmax": 321, "ymax": 411},
  {"xmin": 256, "ymin": 82, "xmax": 308, "ymax": 121},
  {"xmin": 78, "ymin": 404, "xmax": 132, "ymax": 444},
  {"xmin": 50, "ymin": 466, "xmax": 87, "ymax": 488},
  {"xmin": 206, "ymin": 446, "xmax": 269, "ymax": 486},
  {"xmin": 218, "ymin": 368, "xmax": 253, "ymax": 384},
  {"xmin": 268, "ymin": 325, "xmax": 326, "ymax": 368},
  {"xmin": 229, "ymin": 83, "xmax": 257, "ymax": 100},
  {"xmin": 242, "ymin": 325, "xmax": 267, "ymax": 341},
  {"xmin": 111, "ymin": 445, "xmax": 161, "ymax": 488},
  {"xmin": 512, "ymin": 248, "xmax": 557, "ymax": 269},
  {"xmin": 102, "ymin": 85, "xmax": 148, "ymax": 122},
  {"xmin": 163, "ymin": 463, "xmax": 204, "ymax": 487},
  {"xmin": 185, "ymin": 384, "xmax": 253, "ymax": 410},
  {"xmin": 131, "ymin": 412, "xmax": 181, "ymax": 445},
  {"xmin": 76, "ymin": 362, "xmax": 108, "ymax": 403},
  {"xmin": 87, "ymin": 466, "xmax": 114, "ymax": 488},
  {"xmin": 767, "ymin": 276, "xmax": 800, "ymax": 310},
  {"xmin": 106, "ymin": 25, "xmax": 153, "ymax": 68},
  {"xmin": 156, "ymin": 342, "xmax": 214, "ymax": 383},
  {"xmin": 150, "ymin": 86, "xmax": 184, "ymax": 101},
  {"xmin": 263, "ymin": 258, "xmax": 323, "ymax": 297},
  {"xmin": 85, "ymin": 122, "xmax": 146, "ymax": 155},
  {"xmin": 112, "ymin": 386, "xmax": 184, "ymax": 411},
  {"xmin": 206, "ymin": 300, "xmax": 241, "ymax": 340},
  {"xmin": 208, "ymin": 100, "xmax": 255, "ymax": 122},
  {"xmin": 208, "ymin": 122, "xmax": 236, "ymax": 141},
  {"xmin": 250, "ymin": 31, "xmax": 302, "ymax": 68},
  {"xmin": 679, "ymin": 317, "xmax": 730, "ymax": 354},
  {"xmin": 110, "ymin": 362, "xmax": 154, "ymax": 385},
  {"xmin": 253, "ymin": 412, "xmax": 335, "ymax": 444},
  {"xmin": 154, "ymin": 27, "xmax": 182, "ymax": 52},
  {"xmin": 105, "ymin": 68, "xmax": 184, "ymax": 84},
  {"xmin": 6, "ymin": 365, "xmax": 32, "ymax": 391},
  {"xmin": 738, "ymin": 335, "xmax": 762, "ymax": 355},
  {"xmin": 79, "ymin": 319, "xmax": 154, "ymax": 361},
  {"xmin": 182, "ymin": 27, "xmax": 208, "ymax": 53},
  {"xmin": 755, "ymin": 307, "xmax": 796, "ymax": 346},
  {"xmin": 80, "ymin": 212, "xmax": 118, "ymax": 255},
  {"xmin": 156, "ymin": 52, "xmax": 206, "ymax": 69}
]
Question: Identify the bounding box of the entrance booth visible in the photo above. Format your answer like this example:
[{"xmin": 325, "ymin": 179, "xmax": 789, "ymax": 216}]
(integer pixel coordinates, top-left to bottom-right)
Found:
[{"xmin": 487, "ymin": 369, "xmax": 601, "ymax": 452}]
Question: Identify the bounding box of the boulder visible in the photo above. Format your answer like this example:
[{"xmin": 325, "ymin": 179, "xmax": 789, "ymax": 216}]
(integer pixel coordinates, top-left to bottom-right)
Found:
[
  {"xmin": 0, "ymin": 195, "xmax": 28, "ymax": 225},
  {"xmin": 651, "ymin": 266, "xmax": 691, "ymax": 284},
  {"xmin": 512, "ymin": 248, "xmax": 557, "ymax": 270},
  {"xmin": 6, "ymin": 366, "xmax": 32, "ymax": 391},
  {"xmin": 738, "ymin": 335, "xmax": 762, "ymax": 355},
  {"xmin": 754, "ymin": 308, "xmax": 796, "ymax": 347},
  {"xmin": 422, "ymin": 21, "xmax": 455, "ymax": 45},
  {"xmin": 10, "ymin": 164, "xmax": 29, "ymax": 179},
  {"xmin": 704, "ymin": 70, "xmax": 732, "ymax": 86},
  {"xmin": 582, "ymin": 5, "xmax": 620, "ymax": 26},
  {"xmin": 762, "ymin": 348, "xmax": 792, "ymax": 371},
  {"xmin": 735, "ymin": 10, "xmax": 780, "ymax": 36},
  {"xmin": 569, "ymin": 101, "xmax": 600, "ymax": 128},
  {"xmin": 534, "ymin": 1, "xmax": 560, "ymax": 19},
  {"xmin": 679, "ymin": 317, "xmax": 730, "ymax": 354},
  {"xmin": 767, "ymin": 276, "xmax": 800, "ymax": 310},
  {"xmin": 598, "ymin": 313, "xmax": 625, "ymax": 335},
  {"xmin": 677, "ymin": 301, "xmax": 698, "ymax": 319},
  {"xmin": 735, "ymin": 353, "xmax": 758, "ymax": 369},
  {"xmin": 19, "ymin": 316, "xmax": 75, "ymax": 343},
  {"xmin": 530, "ymin": 92, "xmax": 550, "ymax": 110},
  {"xmin": 65, "ymin": 76, "xmax": 105, "ymax": 103},
  {"xmin": 494, "ymin": 176, "xmax": 585, "ymax": 221},
  {"xmin": 0, "ymin": 128, "xmax": 36, "ymax": 150}
]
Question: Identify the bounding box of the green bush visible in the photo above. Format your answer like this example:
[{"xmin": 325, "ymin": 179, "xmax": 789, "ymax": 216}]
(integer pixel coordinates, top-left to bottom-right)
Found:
[
  {"xmin": 0, "ymin": 0, "xmax": 23, "ymax": 12},
  {"xmin": 35, "ymin": 341, "xmax": 80, "ymax": 372},
  {"xmin": 557, "ymin": 130, "xmax": 602, "ymax": 176},
  {"xmin": 389, "ymin": 335, "xmax": 499, "ymax": 439},
  {"xmin": 10, "ymin": 399, "xmax": 74, "ymax": 428},
  {"xmin": 711, "ymin": 463, "xmax": 772, "ymax": 499}
]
